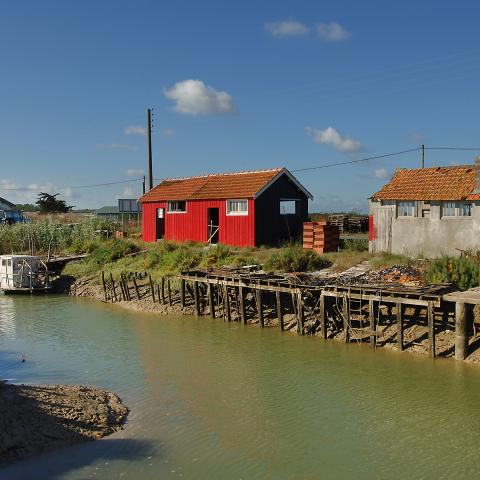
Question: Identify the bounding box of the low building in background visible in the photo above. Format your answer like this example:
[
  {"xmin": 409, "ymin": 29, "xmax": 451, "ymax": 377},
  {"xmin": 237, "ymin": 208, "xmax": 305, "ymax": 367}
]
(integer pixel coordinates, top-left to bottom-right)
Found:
[
  {"xmin": 369, "ymin": 158, "xmax": 480, "ymax": 257},
  {"xmin": 95, "ymin": 199, "xmax": 141, "ymax": 223}
]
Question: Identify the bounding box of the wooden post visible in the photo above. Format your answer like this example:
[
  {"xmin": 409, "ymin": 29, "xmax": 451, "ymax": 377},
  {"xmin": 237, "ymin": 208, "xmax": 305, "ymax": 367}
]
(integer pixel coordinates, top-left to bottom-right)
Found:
[
  {"xmin": 149, "ymin": 275, "xmax": 155, "ymax": 302},
  {"xmin": 194, "ymin": 281, "xmax": 200, "ymax": 316},
  {"xmin": 239, "ymin": 286, "xmax": 247, "ymax": 324},
  {"xmin": 343, "ymin": 295, "xmax": 349, "ymax": 343},
  {"xmin": 122, "ymin": 274, "xmax": 131, "ymax": 301},
  {"xmin": 369, "ymin": 299, "xmax": 376, "ymax": 347},
  {"xmin": 157, "ymin": 284, "xmax": 161, "ymax": 305},
  {"xmin": 428, "ymin": 302, "xmax": 435, "ymax": 358},
  {"xmin": 208, "ymin": 283, "xmax": 215, "ymax": 318},
  {"xmin": 257, "ymin": 288, "xmax": 264, "ymax": 327},
  {"xmin": 132, "ymin": 277, "xmax": 141, "ymax": 300},
  {"xmin": 224, "ymin": 285, "xmax": 231, "ymax": 322},
  {"xmin": 296, "ymin": 291, "xmax": 304, "ymax": 335},
  {"xmin": 180, "ymin": 279, "xmax": 186, "ymax": 307},
  {"xmin": 320, "ymin": 292, "xmax": 327, "ymax": 339},
  {"xmin": 276, "ymin": 291, "xmax": 284, "ymax": 331},
  {"xmin": 101, "ymin": 271, "xmax": 108, "ymax": 301},
  {"xmin": 119, "ymin": 276, "xmax": 127, "ymax": 301},
  {"xmin": 161, "ymin": 277, "xmax": 165, "ymax": 304},
  {"xmin": 397, "ymin": 302, "xmax": 403, "ymax": 351},
  {"xmin": 167, "ymin": 278, "xmax": 172, "ymax": 306},
  {"xmin": 455, "ymin": 302, "xmax": 468, "ymax": 361},
  {"xmin": 109, "ymin": 273, "xmax": 118, "ymax": 302}
]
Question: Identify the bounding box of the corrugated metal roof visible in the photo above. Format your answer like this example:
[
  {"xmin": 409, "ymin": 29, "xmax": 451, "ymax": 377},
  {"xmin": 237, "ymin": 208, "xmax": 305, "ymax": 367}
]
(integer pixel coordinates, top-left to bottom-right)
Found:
[
  {"xmin": 372, "ymin": 165, "xmax": 478, "ymax": 201},
  {"xmin": 140, "ymin": 168, "xmax": 312, "ymax": 202}
]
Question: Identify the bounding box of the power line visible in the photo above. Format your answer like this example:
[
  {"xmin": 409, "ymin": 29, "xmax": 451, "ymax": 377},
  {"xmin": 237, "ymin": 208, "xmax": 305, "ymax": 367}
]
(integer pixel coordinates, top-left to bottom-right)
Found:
[
  {"xmin": 0, "ymin": 177, "xmax": 144, "ymax": 192},
  {"xmin": 425, "ymin": 147, "xmax": 480, "ymax": 151},
  {"xmin": 291, "ymin": 147, "xmax": 421, "ymax": 173}
]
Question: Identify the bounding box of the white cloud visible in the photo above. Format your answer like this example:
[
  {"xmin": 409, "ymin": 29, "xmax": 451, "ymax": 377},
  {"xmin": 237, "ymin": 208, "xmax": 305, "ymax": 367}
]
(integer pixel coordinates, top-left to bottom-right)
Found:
[
  {"xmin": 96, "ymin": 143, "xmax": 138, "ymax": 151},
  {"xmin": 264, "ymin": 19, "xmax": 309, "ymax": 37},
  {"xmin": 0, "ymin": 179, "xmax": 80, "ymax": 205},
  {"xmin": 163, "ymin": 128, "xmax": 174, "ymax": 137},
  {"xmin": 373, "ymin": 168, "xmax": 389, "ymax": 180},
  {"xmin": 164, "ymin": 79, "xmax": 237, "ymax": 116},
  {"xmin": 125, "ymin": 168, "xmax": 145, "ymax": 177},
  {"xmin": 306, "ymin": 126, "xmax": 362, "ymax": 152},
  {"xmin": 409, "ymin": 132, "xmax": 425, "ymax": 142},
  {"xmin": 316, "ymin": 21, "xmax": 350, "ymax": 42},
  {"xmin": 124, "ymin": 125, "xmax": 147, "ymax": 137}
]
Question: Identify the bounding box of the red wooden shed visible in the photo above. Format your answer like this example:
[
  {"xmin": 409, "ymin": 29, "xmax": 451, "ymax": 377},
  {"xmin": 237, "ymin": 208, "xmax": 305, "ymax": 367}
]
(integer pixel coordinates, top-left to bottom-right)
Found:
[{"xmin": 139, "ymin": 167, "xmax": 312, "ymax": 247}]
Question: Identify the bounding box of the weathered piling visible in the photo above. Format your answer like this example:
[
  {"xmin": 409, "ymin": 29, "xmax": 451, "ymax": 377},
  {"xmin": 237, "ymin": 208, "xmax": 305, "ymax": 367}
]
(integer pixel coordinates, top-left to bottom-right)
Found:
[
  {"xmin": 276, "ymin": 291, "xmax": 284, "ymax": 331},
  {"xmin": 428, "ymin": 302, "xmax": 435, "ymax": 358},
  {"xmin": 167, "ymin": 279, "xmax": 172, "ymax": 306},
  {"xmin": 256, "ymin": 289, "xmax": 264, "ymax": 327},
  {"xmin": 397, "ymin": 302, "xmax": 403, "ymax": 351},
  {"xmin": 194, "ymin": 281, "xmax": 200, "ymax": 316},
  {"xmin": 455, "ymin": 302, "xmax": 468, "ymax": 361}
]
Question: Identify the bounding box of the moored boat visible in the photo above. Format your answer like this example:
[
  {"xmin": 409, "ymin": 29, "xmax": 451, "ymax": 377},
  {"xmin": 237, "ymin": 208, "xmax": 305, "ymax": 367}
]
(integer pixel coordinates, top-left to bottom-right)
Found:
[{"xmin": 0, "ymin": 255, "xmax": 51, "ymax": 293}]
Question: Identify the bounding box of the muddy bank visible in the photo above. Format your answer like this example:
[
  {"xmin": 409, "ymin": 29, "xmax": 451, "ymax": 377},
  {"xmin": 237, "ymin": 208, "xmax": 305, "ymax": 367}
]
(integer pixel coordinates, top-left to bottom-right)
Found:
[
  {"xmin": 0, "ymin": 382, "xmax": 128, "ymax": 466},
  {"xmin": 67, "ymin": 276, "xmax": 480, "ymax": 365}
]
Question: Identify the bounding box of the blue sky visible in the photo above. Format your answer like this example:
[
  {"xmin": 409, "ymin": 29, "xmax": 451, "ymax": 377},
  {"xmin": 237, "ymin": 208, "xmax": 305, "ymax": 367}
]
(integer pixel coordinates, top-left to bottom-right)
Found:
[{"xmin": 1, "ymin": 0, "xmax": 480, "ymax": 211}]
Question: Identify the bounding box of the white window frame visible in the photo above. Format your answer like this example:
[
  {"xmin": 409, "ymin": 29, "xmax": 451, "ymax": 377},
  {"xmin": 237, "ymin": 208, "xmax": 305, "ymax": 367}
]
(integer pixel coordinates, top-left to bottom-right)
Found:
[
  {"xmin": 279, "ymin": 199, "xmax": 298, "ymax": 215},
  {"xmin": 167, "ymin": 201, "xmax": 187, "ymax": 214},
  {"xmin": 397, "ymin": 201, "xmax": 415, "ymax": 217},
  {"xmin": 442, "ymin": 201, "xmax": 457, "ymax": 217},
  {"xmin": 226, "ymin": 199, "xmax": 248, "ymax": 216}
]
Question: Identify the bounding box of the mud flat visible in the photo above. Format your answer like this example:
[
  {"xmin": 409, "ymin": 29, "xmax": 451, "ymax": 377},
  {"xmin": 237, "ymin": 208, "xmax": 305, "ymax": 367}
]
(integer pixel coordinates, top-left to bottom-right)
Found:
[{"xmin": 0, "ymin": 382, "xmax": 128, "ymax": 466}]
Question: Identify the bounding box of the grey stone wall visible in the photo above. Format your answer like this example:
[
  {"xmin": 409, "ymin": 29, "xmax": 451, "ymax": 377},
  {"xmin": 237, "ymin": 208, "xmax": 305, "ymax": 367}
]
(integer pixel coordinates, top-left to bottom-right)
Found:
[{"xmin": 369, "ymin": 199, "xmax": 480, "ymax": 257}]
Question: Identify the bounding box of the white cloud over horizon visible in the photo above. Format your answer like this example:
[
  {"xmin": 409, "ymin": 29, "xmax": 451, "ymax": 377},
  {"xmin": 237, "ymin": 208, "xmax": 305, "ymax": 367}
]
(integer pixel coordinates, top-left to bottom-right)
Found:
[
  {"xmin": 124, "ymin": 125, "xmax": 147, "ymax": 137},
  {"xmin": 164, "ymin": 79, "xmax": 237, "ymax": 116},
  {"xmin": 264, "ymin": 19, "xmax": 309, "ymax": 37},
  {"xmin": 306, "ymin": 126, "xmax": 362, "ymax": 152},
  {"xmin": 315, "ymin": 21, "xmax": 350, "ymax": 42},
  {"xmin": 0, "ymin": 179, "xmax": 81, "ymax": 205}
]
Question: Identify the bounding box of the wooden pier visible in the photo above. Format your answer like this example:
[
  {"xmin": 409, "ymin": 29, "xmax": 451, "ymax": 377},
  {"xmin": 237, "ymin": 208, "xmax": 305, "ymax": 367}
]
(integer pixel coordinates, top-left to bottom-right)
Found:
[{"xmin": 97, "ymin": 268, "xmax": 480, "ymax": 362}]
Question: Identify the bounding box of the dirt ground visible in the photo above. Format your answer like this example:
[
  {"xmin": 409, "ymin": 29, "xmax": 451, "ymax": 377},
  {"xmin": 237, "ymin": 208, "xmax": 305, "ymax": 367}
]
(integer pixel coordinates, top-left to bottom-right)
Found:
[{"xmin": 0, "ymin": 383, "xmax": 128, "ymax": 466}]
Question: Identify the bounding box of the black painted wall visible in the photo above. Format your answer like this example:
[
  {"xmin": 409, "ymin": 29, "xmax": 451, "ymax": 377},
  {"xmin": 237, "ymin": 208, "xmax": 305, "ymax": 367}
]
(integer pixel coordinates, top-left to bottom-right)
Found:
[{"xmin": 254, "ymin": 173, "xmax": 309, "ymax": 246}]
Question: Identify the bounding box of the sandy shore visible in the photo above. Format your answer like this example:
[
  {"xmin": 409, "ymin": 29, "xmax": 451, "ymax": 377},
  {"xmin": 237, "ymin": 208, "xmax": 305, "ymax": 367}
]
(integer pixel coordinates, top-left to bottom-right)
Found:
[{"xmin": 0, "ymin": 382, "xmax": 128, "ymax": 466}]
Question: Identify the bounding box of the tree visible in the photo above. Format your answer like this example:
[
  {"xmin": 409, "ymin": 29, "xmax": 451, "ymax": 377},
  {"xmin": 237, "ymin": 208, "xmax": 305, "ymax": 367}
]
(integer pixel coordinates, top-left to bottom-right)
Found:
[{"xmin": 36, "ymin": 193, "xmax": 72, "ymax": 213}]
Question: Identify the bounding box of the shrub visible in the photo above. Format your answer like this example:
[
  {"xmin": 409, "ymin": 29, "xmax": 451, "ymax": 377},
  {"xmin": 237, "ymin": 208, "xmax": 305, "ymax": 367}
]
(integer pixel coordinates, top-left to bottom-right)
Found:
[
  {"xmin": 340, "ymin": 238, "xmax": 368, "ymax": 252},
  {"xmin": 264, "ymin": 246, "xmax": 330, "ymax": 273},
  {"xmin": 424, "ymin": 256, "xmax": 480, "ymax": 291}
]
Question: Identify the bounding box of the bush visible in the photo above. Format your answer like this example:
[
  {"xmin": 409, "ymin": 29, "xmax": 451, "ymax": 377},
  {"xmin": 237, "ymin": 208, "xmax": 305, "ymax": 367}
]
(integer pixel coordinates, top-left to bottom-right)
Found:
[
  {"xmin": 340, "ymin": 238, "xmax": 368, "ymax": 252},
  {"xmin": 264, "ymin": 246, "xmax": 330, "ymax": 273},
  {"xmin": 424, "ymin": 256, "xmax": 480, "ymax": 291}
]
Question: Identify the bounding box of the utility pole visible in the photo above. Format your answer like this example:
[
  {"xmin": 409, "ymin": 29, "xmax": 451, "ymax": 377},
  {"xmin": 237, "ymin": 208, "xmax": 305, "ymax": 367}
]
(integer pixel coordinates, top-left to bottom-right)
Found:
[
  {"xmin": 147, "ymin": 108, "xmax": 153, "ymax": 190},
  {"xmin": 421, "ymin": 144, "xmax": 425, "ymax": 168},
  {"xmin": 142, "ymin": 175, "xmax": 146, "ymax": 195}
]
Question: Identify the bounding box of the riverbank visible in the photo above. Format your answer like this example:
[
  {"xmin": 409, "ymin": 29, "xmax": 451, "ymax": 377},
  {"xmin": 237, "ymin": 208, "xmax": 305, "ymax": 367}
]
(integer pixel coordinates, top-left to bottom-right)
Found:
[
  {"xmin": 0, "ymin": 382, "xmax": 128, "ymax": 466},
  {"xmin": 67, "ymin": 275, "xmax": 480, "ymax": 365}
]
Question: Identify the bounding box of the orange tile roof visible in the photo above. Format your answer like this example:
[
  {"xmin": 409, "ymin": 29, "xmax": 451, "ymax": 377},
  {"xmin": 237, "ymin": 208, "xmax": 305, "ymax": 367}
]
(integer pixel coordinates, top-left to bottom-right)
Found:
[
  {"xmin": 140, "ymin": 168, "xmax": 285, "ymax": 202},
  {"xmin": 372, "ymin": 165, "xmax": 478, "ymax": 201}
]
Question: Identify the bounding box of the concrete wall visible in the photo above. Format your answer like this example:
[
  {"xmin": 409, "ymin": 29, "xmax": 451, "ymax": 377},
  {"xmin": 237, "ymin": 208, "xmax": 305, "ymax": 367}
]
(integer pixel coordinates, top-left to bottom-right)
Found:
[{"xmin": 369, "ymin": 200, "xmax": 480, "ymax": 257}]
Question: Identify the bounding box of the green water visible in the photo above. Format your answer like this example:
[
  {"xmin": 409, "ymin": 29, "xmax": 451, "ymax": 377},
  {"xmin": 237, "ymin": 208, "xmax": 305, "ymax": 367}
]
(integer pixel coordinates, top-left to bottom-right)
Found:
[{"xmin": 1, "ymin": 295, "xmax": 480, "ymax": 479}]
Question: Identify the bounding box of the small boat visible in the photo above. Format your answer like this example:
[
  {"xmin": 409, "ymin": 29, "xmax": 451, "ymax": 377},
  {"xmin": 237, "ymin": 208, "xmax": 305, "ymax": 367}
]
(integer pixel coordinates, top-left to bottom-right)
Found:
[{"xmin": 0, "ymin": 255, "xmax": 52, "ymax": 293}]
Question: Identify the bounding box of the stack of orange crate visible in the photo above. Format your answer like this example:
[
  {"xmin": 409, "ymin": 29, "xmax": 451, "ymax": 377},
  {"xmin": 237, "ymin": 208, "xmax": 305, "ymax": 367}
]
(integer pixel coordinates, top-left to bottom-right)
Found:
[{"xmin": 303, "ymin": 221, "xmax": 340, "ymax": 254}]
